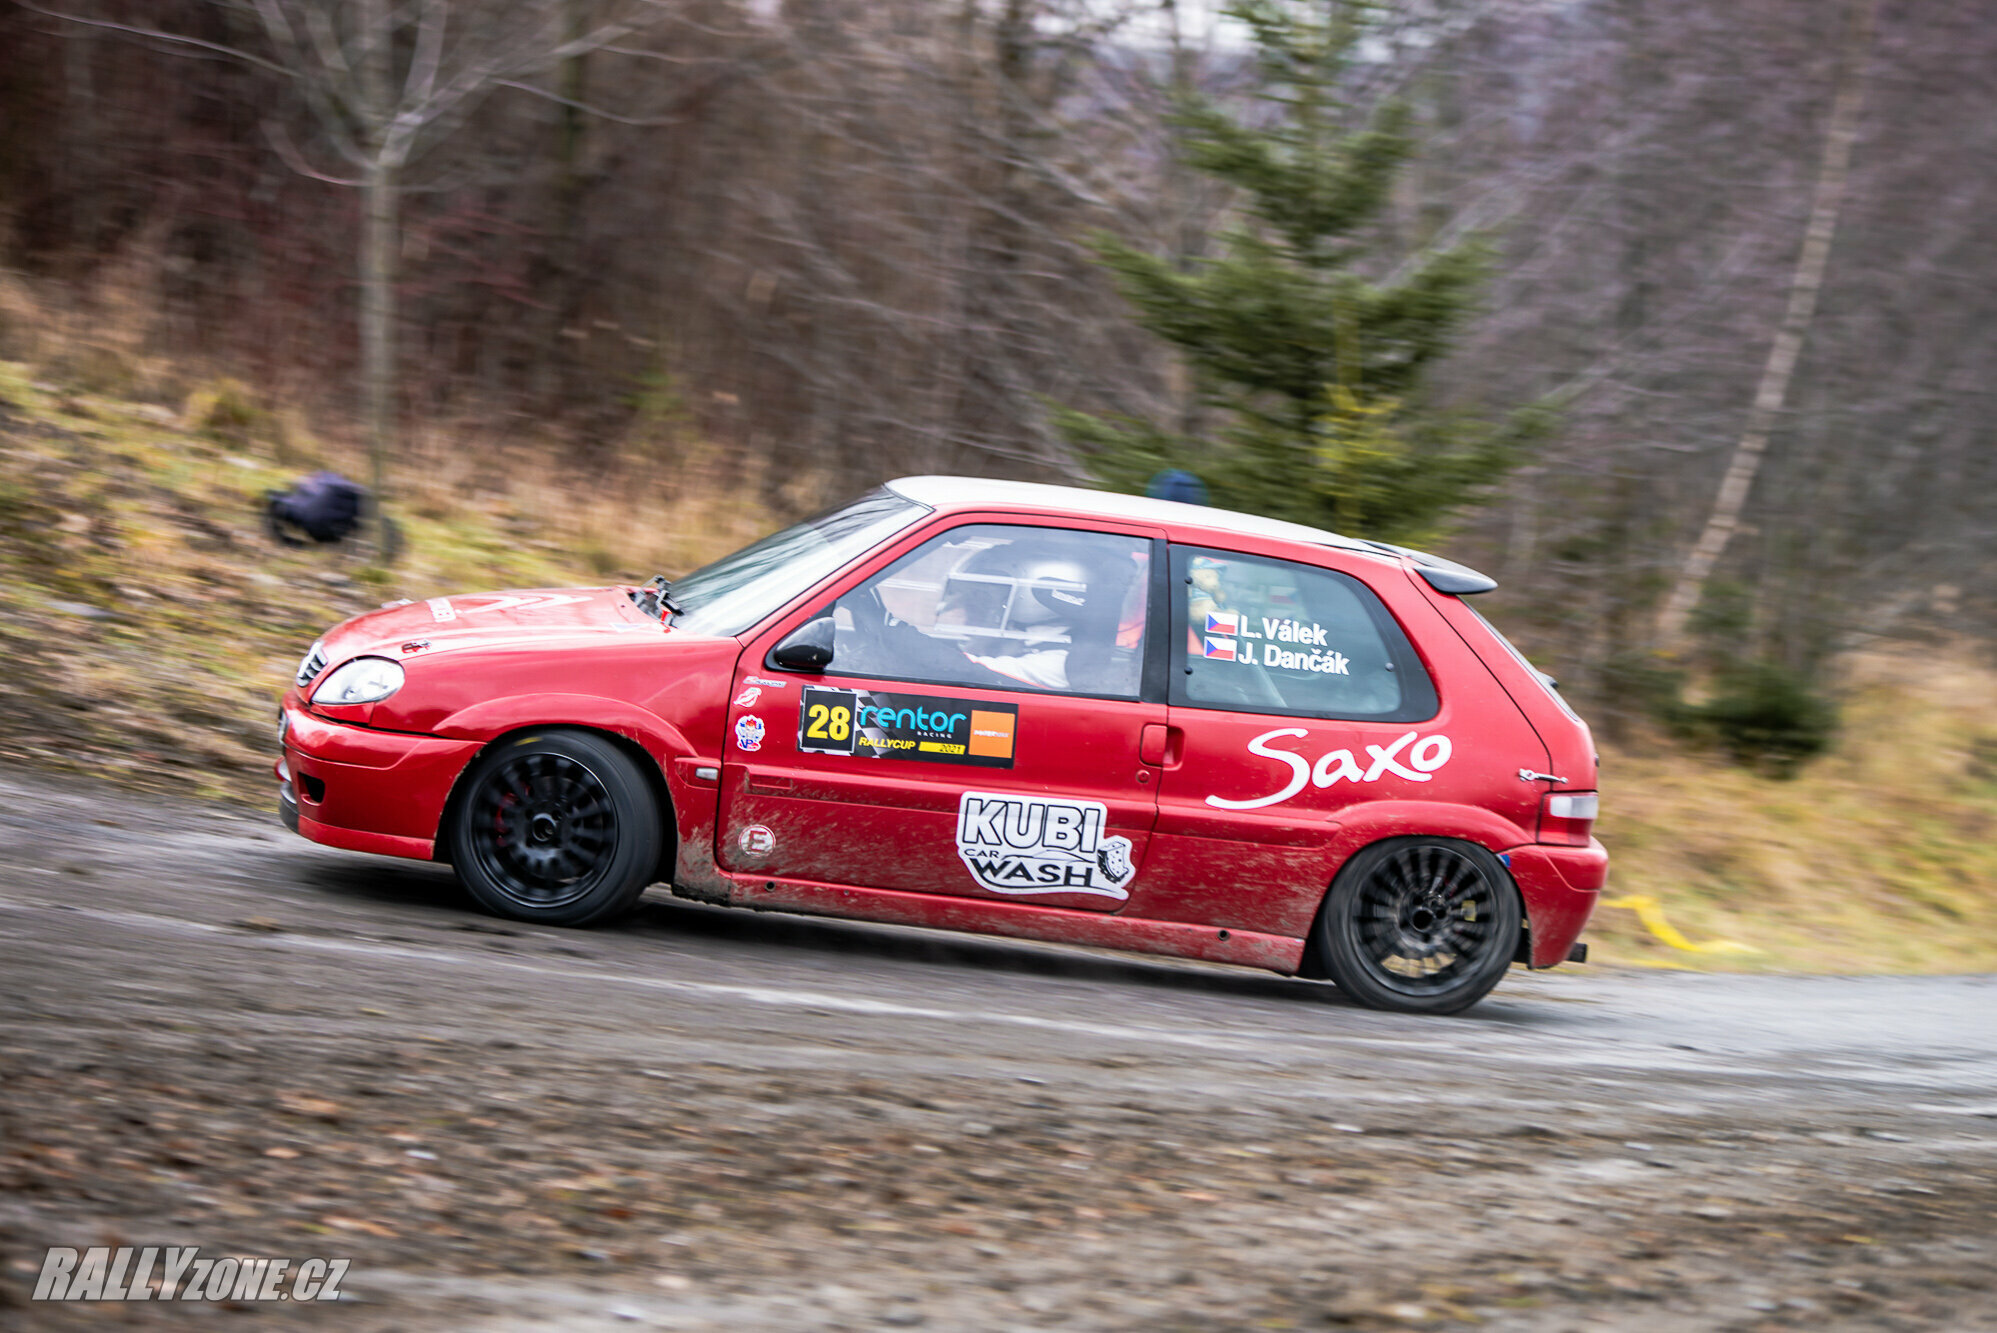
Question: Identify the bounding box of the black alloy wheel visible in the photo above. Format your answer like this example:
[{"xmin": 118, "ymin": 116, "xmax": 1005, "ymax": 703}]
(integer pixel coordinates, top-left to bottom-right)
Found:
[
  {"xmin": 450, "ymin": 730, "xmax": 661, "ymax": 926},
  {"xmin": 1316, "ymin": 838, "xmax": 1521, "ymax": 1015}
]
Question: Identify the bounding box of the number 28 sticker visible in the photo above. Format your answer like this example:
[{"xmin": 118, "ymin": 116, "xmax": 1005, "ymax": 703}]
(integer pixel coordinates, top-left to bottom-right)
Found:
[
  {"xmin": 802, "ymin": 695, "xmax": 853, "ymax": 746},
  {"xmin": 796, "ymin": 686, "xmax": 1017, "ymax": 769}
]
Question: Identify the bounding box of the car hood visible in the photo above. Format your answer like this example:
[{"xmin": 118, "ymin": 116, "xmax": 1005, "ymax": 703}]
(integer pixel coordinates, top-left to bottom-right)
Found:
[{"xmin": 316, "ymin": 587, "xmax": 665, "ymax": 667}]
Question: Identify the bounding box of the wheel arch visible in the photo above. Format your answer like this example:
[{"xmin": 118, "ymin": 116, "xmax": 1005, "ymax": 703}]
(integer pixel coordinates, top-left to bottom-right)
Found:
[
  {"xmin": 434, "ymin": 722, "xmax": 677, "ymax": 885},
  {"xmin": 1296, "ymin": 830, "xmax": 1528, "ymax": 982}
]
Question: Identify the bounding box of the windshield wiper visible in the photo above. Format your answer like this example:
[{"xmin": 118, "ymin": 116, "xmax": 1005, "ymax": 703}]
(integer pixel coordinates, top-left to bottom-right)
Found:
[{"xmin": 633, "ymin": 575, "xmax": 682, "ymax": 620}]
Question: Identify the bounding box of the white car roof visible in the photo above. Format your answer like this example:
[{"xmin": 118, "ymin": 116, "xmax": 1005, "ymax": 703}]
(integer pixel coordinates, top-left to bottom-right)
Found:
[{"xmin": 884, "ymin": 475, "xmax": 1383, "ymax": 557}]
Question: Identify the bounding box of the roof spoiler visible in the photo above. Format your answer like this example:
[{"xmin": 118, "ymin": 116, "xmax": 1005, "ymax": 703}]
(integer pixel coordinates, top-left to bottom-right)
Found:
[{"xmin": 1361, "ymin": 541, "xmax": 1498, "ymax": 595}]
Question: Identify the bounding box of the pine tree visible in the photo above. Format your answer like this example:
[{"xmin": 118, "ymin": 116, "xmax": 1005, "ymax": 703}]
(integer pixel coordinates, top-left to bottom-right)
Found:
[{"xmin": 1058, "ymin": 0, "xmax": 1542, "ymax": 545}]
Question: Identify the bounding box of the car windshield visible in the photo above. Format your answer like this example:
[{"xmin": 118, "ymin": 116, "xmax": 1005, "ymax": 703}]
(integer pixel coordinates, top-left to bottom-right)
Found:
[{"xmin": 664, "ymin": 488, "xmax": 928, "ymax": 638}]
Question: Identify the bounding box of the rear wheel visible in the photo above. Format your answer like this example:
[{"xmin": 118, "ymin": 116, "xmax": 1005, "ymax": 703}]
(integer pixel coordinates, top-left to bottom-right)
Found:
[
  {"xmin": 449, "ymin": 730, "xmax": 660, "ymax": 926},
  {"xmin": 1317, "ymin": 838, "xmax": 1520, "ymax": 1016}
]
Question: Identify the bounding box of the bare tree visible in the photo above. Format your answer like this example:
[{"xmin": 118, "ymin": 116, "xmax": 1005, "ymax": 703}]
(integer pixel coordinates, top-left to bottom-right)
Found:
[
  {"xmin": 31, "ymin": 0, "xmax": 679, "ymax": 520},
  {"xmin": 1653, "ymin": 0, "xmax": 1880, "ymax": 654}
]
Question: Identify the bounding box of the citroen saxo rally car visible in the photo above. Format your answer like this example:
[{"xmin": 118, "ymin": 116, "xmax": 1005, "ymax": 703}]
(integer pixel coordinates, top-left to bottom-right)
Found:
[{"xmin": 277, "ymin": 477, "xmax": 1606, "ymax": 1014}]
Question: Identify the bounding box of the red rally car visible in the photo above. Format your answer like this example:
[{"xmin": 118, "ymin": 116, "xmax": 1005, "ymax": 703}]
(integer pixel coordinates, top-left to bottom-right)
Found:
[{"xmin": 277, "ymin": 477, "xmax": 1606, "ymax": 1015}]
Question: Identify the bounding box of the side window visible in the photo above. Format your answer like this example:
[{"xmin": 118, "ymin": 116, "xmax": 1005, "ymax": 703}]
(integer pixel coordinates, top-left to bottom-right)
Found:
[
  {"xmin": 1170, "ymin": 546, "xmax": 1437, "ymax": 722},
  {"xmin": 817, "ymin": 524, "xmax": 1152, "ymax": 699}
]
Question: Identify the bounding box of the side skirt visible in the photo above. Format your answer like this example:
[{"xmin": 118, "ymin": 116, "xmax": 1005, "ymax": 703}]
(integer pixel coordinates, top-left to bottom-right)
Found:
[{"xmin": 720, "ymin": 874, "xmax": 1307, "ymax": 975}]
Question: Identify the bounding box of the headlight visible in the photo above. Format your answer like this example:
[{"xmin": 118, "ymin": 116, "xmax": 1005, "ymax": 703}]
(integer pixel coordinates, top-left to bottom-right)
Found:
[{"xmin": 311, "ymin": 656, "xmax": 405, "ymax": 705}]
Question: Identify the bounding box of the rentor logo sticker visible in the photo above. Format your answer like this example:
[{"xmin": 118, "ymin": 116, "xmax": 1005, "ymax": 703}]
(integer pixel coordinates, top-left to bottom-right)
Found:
[
  {"xmin": 955, "ymin": 791, "xmax": 1137, "ymax": 899},
  {"xmin": 798, "ymin": 687, "xmax": 1018, "ymax": 769}
]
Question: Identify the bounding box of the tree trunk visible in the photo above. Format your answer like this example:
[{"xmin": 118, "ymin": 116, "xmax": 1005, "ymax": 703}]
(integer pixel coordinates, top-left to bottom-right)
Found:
[
  {"xmin": 1653, "ymin": 0, "xmax": 1879, "ymax": 653},
  {"xmin": 357, "ymin": 0, "xmax": 396, "ymax": 530},
  {"xmin": 359, "ymin": 159, "xmax": 397, "ymax": 506}
]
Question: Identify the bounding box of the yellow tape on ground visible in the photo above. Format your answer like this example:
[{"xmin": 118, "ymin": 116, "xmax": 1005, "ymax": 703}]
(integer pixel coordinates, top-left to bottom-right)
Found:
[{"xmin": 1601, "ymin": 895, "xmax": 1763, "ymax": 955}]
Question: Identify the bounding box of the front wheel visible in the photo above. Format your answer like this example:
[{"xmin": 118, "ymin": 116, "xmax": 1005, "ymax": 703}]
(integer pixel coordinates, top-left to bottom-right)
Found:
[
  {"xmin": 449, "ymin": 730, "xmax": 661, "ymax": 926},
  {"xmin": 1316, "ymin": 838, "xmax": 1521, "ymax": 1016}
]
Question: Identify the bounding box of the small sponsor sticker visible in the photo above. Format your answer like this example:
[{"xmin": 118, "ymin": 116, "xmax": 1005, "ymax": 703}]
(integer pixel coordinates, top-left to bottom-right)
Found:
[
  {"xmin": 733, "ymin": 685, "xmax": 763, "ymax": 708},
  {"xmin": 955, "ymin": 791, "xmax": 1136, "ymax": 899},
  {"xmin": 427, "ymin": 596, "xmax": 457, "ymax": 622},
  {"xmin": 31, "ymin": 1247, "xmax": 350, "ymax": 1302},
  {"xmin": 738, "ymin": 824, "xmax": 775, "ymax": 856},
  {"xmin": 734, "ymin": 714, "xmax": 767, "ymax": 752},
  {"xmin": 797, "ymin": 687, "xmax": 1017, "ymax": 769}
]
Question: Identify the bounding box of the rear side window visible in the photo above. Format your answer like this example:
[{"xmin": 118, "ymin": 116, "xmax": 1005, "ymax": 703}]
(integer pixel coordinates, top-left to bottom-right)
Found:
[{"xmin": 1169, "ymin": 546, "xmax": 1436, "ymax": 722}]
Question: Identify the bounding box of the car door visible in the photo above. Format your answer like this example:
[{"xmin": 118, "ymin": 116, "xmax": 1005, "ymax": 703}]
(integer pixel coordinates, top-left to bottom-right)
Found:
[
  {"xmin": 1132, "ymin": 543, "xmax": 1551, "ymax": 940},
  {"xmin": 718, "ymin": 519, "xmax": 1168, "ymax": 912}
]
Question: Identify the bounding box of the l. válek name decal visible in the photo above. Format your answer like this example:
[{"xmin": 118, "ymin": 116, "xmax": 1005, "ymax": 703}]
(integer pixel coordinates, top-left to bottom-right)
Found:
[
  {"xmin": 955, "ymin": 791, "xmax": 1137, "ymax": 899},
  {"xmin": 797, "ymin": 687, "xmax": 1018, "ymax": 769},
  {"xmin": 1198, "ymin": 614, "xmax": 1351, "ymax": 675}
]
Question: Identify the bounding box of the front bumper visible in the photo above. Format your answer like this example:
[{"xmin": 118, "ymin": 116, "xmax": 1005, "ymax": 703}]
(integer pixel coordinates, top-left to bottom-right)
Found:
[
  {"xmin": 1506, "ymin": 838, "xmax": 1609, "ymax": 969},
  {"xmin": 276, "ymin": 698, "xmax": 480, "ymax": 861}
]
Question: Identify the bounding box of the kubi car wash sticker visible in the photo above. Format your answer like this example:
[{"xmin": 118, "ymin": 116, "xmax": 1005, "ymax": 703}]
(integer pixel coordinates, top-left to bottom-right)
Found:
[
  {"xmin": 955, "ymin": 792, "xmax": 1136, "ymax": 899},
  {"xmin": 1198, "ymin": 612, "xmax": 1350, "ymax": 674},
  {"xmin": 796, "ymin": 687, "xmax": 1017, "ymax": 769},
  {"xmin": 1206, "ymin": 728, "xmax": 1453, "ymax": 810},
  {"xmin": 734, "ymin": 714, "xmax": 767, "ymax": 752}
]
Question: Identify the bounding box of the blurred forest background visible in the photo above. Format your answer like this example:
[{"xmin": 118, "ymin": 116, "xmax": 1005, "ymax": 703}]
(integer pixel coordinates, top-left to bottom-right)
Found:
[{"xmin": 3, "ymin": 0, "xmax": 1994, "ymax": 727}]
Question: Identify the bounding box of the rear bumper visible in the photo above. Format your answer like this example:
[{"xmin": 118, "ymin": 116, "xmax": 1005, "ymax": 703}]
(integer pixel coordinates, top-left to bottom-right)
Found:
[
  {"xmin": 1506, "ymin": 839, "xmax": 1609, "ymax": 969},
  {"xmin": 276, "ymin": 700, "xmax": 479, "ymax": 861}
]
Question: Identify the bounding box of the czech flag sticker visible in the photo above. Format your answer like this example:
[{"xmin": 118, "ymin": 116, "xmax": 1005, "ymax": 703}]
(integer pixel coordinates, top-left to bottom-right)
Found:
[
  {"xmin": 1205, "ymin": 611, "xmax": 1242, "ymax": 636},
  {"xmin": 1202, "ymin": 636, "xmax": 1237, "ymax": 661}
]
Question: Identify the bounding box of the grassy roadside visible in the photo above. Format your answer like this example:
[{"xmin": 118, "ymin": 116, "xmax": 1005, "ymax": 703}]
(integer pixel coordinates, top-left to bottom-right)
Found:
[
  {"xmin": 1585, "ymin": 653, "xmax": 1997, "ymax": 973},
  {"xmin": 0, "ymin": 358, "xmax": 773, "ymax": 802},
  {"xmin": 2, "ymin": 359, "xmax": 1992, "ymax": 974}
]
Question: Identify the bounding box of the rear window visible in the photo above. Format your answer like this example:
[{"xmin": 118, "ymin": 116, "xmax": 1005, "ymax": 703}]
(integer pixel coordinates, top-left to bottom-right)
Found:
[{"xmin": 1169, "ymin": 546, "xmax": 1436, "ymax": 722}]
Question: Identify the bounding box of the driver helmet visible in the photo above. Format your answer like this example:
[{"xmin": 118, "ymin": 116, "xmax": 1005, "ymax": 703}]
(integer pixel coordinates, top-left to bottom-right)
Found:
[{"xmin": 939, "ymin": 543, "xmax": 1088, "ymax": 639}]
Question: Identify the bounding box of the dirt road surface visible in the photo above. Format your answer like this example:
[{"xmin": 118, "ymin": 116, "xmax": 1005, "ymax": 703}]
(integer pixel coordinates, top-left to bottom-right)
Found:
[{"xmin": 2, "ymin": 767, "xmax": 1993, "ymax": 1330}]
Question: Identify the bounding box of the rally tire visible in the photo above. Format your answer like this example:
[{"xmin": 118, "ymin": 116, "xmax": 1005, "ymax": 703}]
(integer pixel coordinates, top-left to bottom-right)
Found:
[
  {"xmin": 1316, "ymin": 838, "xmax": 1521, "ymax": 1016},
  {"xmin": 449, "ymin": 730, "xmax": 661, "ymax": 927}
]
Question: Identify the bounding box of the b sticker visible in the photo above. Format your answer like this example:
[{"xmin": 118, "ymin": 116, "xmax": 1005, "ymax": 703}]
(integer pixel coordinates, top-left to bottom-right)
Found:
[
  {"xmin": 797, "ymin": 687, "xmax": 1017, "ymax": 768},
  {"xmin": 955, "ymin": 791, "xmax": 1136, "ymax": 899}
]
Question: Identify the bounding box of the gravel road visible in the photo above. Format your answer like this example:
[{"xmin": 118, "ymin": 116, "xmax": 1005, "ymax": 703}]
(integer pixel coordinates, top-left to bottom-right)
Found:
[{"xmin": 2, "ymin": 768, "xmax": 1993, "ymax": 1330}]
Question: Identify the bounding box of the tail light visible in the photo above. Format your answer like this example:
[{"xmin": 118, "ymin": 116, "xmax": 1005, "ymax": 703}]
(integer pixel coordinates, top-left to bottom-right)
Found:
[{"xmin": 1539, "ymin": 791, "xmax": 1598, "ymax": 845}]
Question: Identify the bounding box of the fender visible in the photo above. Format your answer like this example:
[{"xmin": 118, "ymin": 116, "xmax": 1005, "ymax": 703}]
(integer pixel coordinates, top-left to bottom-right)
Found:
[
  {"xmin": 434, "ymin": 692, "xmax": 691, "ymax": 757},
  {"xmin": 1317, "ymin": 803, "xmax": 1580, "ymax": 962},
  {"xmin": 432, "ymin": 693, "xmax": 716, "ymax": 888},
  {"xmin": 1321, "ymin": 800, "xmax": 1536, "ymax": 860},
  {"xmin": 1154, "ymin": 800, "xmax": 1542, "ymax": 941}
]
